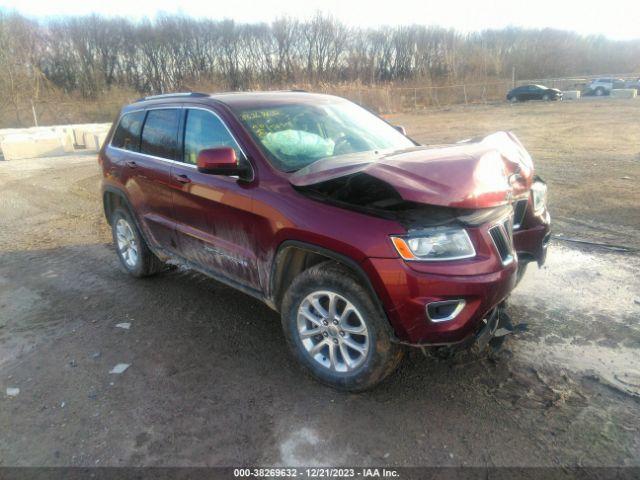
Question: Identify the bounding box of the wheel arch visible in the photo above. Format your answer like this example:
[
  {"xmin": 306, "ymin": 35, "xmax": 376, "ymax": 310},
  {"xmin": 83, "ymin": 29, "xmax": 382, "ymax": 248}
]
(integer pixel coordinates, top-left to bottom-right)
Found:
[
  {"xmin": 102, "ymin": 186, "xmax": 134, "ymax": 225},
  {"xmin": 269, "ymin": 241, "xmax": 389, "ymax": 325}
]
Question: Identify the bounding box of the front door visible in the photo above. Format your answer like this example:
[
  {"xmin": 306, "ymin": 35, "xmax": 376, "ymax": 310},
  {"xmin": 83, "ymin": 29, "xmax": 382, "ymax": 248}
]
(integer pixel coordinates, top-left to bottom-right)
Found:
[{"xmin": 170, "ymin": 107, "xmax": 261, "ymax": 290}]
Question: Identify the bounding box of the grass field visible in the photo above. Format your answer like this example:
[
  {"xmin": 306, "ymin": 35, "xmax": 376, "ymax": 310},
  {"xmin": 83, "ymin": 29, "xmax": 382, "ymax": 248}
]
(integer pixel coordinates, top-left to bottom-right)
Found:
[{"xmin": 393, "ymin": 98, "xmax": 640, "ymax": 249}]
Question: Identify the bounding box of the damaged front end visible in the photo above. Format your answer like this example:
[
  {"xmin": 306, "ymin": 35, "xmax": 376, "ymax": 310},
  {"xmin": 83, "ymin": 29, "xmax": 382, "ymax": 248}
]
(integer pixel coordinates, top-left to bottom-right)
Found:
[
  {"xmin": 290, "ymin": 131, "xmax": 550, "ymax": 349},
  {"xmin": 291, "ymin": 131, "xmax": 549, "ymax": 266}
]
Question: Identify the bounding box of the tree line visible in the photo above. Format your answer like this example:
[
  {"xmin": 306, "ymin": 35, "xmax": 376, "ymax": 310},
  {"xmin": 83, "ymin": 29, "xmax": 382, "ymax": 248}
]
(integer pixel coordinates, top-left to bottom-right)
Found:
[{"xmin": 1, "ymin": 10, "xmax": 639, "ymax": 103}]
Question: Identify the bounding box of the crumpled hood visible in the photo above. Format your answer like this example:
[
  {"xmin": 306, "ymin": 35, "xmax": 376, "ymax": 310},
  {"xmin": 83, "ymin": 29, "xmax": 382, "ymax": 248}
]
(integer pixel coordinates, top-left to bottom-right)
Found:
[{"xmin": 289, "ymin": 131, "xmax": 534, "ymax": 209}]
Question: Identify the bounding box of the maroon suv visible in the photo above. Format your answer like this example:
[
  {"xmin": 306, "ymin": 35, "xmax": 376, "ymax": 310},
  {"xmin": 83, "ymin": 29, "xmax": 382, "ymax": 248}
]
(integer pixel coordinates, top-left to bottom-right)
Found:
[{"xmin": 99, "ymin": 91, "xmax": 550, "ymax": 391}]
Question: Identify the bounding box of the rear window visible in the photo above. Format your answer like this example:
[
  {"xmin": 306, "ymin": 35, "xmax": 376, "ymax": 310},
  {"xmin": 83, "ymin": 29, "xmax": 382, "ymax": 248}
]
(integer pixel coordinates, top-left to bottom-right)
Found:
[
  {"xmin": 111, "ymin": 111, "xmax": 145, "ymax": 151},
  {"xmin": 140, "ymin": 109, "xmax": 180, "ymax": 160}
]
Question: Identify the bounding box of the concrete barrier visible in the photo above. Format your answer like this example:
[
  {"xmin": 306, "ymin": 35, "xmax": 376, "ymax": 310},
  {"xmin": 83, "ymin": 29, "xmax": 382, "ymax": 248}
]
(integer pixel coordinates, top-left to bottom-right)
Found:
[
  {"xmin": 0, "ymin": 132, "xmax": 66, "ymax": 160},
  {"xmin": 0, "ymin": 122, "xmax": 111, "ymax": 158},
  {"xmin": 84, "ymin": 131, "xmax": 109, "ymax": 152},
  {"xmin": 610, "ymin": 89, "xmax": 637, "ymax": 99},
  {"xmin": 562, "ymin": 90, "xmax": 581, "ymax": 100}
]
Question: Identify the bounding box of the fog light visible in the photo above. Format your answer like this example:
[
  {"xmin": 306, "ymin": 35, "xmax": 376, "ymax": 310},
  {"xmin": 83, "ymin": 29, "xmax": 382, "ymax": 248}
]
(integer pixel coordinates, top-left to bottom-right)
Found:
[{"xmin": 426, "ymin": 300, "xmax": 466, "ymax": 323}]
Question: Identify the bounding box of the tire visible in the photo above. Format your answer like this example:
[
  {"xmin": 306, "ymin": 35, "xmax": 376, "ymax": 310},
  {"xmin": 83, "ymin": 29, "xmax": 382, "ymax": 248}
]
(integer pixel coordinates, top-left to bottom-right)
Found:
[
  {"xmin": 509, "ymin": 96, "xmax": 518, "ymax": 103},
  {"xmin": 542, "ymin": 94, "xmax": 550, "ymax": 101},
  {"xmin": 280, "ymin": 262, "xmax": 404, "ymax": 392},
  {"xmin": 595, "ymin": 87, "xmax": 605, "ymax": 96},
  {"xmin": 111, "ymin": 207, "xmax": 165, "ymax": 277},
  {"xmin": 515, "ymin": 262, "xmax": 528, "ymax": 287}
]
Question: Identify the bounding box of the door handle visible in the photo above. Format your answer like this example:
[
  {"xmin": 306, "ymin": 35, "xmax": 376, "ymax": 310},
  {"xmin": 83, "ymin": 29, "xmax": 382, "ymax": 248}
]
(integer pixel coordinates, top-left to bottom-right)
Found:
[
  {"xmin": 125, "ymin": 160, "xmax": 138, "ymax": 168},
  {"xmin": 174, "ymin": 174, "xmax": 191, "ymax": 184}
]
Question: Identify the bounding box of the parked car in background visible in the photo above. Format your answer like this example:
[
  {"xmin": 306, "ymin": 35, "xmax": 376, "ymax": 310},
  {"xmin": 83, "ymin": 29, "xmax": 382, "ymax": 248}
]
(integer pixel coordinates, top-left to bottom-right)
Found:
[
  {"xmin": 584, "ymin": 78, "xmax": 625, "ymax": 96},
  {"xmin": 624, "ymin": 78, "xmax": 640, "ymax": 92},
  {"xmin": 100, "ymin": 91, "xmax": 550, "ymax": 391},
  {"xmin": 506, "ymin": 84, "xmax": 563, "ymax": 102}
]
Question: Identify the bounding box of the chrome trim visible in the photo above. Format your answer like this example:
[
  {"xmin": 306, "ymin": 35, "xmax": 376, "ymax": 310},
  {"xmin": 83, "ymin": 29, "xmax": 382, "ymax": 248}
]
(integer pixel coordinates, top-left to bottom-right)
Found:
[
  {"xmin": 488, "ymin": 215, "xmax": 515, "ymax": 266},
  {"xmin": 426, "ymin": 299, "xmax": 466, "ymax": 323},
  {"xmin": 109, "ymin": 145, "xmax": 197, "ymax": 169},
  {"xmin": 108, "ymin": 105, "xmax": 254, "ymax": 181},
  {"xmin": 512, "ymin": 198, "xmax": 528, "ymax": 230}
]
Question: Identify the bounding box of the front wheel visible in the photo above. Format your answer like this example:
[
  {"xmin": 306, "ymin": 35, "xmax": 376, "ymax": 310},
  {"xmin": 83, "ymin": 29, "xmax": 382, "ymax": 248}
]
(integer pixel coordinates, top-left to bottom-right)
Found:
[
  {"xmin": 280, "ymin": 262, "xmax": 403, "ymax": 392},
  {"xmin": 542, "ymin": 94, "xmax": 550, "ymax": 101}
]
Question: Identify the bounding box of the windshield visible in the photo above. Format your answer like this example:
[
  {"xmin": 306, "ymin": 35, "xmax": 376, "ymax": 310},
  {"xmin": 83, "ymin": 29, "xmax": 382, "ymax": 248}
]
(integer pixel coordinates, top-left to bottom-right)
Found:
[{"xmin": 234, "ymin": 101, "xmax": 415, "ymax": 171}]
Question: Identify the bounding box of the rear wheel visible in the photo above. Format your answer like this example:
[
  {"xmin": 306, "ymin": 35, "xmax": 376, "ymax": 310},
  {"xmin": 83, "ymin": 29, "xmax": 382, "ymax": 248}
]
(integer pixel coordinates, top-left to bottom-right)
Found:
[
  {"xmin": 542, "ymin": 93, "xmax": 550, "ymax": 101},
  {"xmin": 111, "ymin": 208, "xmax": 165, "ymax": 277},
  {"xmin": 280, "ymin": 262, "xmax": 403, "ymax": 391},
  {"xmin": 595, "ymin": 87, "xmax": 605, "ymax": 96},
  {"xmin": 509, "ymin": 96, "xmax": 518, "ymax": 103}
]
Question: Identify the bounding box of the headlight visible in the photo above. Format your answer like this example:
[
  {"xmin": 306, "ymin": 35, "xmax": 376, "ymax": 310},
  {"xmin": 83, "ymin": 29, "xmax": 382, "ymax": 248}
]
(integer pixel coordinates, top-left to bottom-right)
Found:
[
  {"xmin": 531, "ymin": 180, "xmax": 547, "ymax": 215},
  {"xmin": 391, "ymin": 228, "xmax": 476, "ymax": 261}
]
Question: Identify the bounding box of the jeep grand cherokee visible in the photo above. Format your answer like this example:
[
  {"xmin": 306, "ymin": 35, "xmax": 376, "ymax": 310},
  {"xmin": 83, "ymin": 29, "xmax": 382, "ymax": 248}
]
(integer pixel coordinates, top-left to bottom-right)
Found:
[{"xmin": 99, "ymin": 91, "xmax": 550, "ymax": 391}]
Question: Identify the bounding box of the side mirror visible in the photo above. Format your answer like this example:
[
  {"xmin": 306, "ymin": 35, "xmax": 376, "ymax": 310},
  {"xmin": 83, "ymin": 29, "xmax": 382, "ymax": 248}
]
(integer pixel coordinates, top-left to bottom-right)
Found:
[
  {"xmin": 196, "ymin": 147, "xmax": 248, "ymax": 178},
  {"xmin": 394, "ymin": 125, "xmax": 407, "ymax": 136}
]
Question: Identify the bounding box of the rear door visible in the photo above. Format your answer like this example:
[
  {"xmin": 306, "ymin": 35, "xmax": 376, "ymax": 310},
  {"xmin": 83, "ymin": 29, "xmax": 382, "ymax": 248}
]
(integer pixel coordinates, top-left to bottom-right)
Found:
[
  {"xmin": 170, "ymin": 107, "xmax": 261, "ymax": 290},
  {"xmin": 114, "ymin": 107, "xmax": 180, "ymax": 250}
]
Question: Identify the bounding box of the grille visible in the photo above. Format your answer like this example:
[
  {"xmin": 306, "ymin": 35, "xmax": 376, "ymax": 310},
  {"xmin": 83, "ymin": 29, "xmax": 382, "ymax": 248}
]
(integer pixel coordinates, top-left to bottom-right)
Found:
[
  {"xmin": 489, "ymin": 217, "xmax": 514, "ymax": 264},
  {"xmin": 513, "ymin": 198, "xmax": 528, "ymax": 229}
]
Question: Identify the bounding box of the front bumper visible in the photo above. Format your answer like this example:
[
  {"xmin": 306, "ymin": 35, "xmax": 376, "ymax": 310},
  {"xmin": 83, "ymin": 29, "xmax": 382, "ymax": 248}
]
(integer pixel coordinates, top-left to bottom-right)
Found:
[{"xmin": 362, "ymin": 256, "xmax": 517, "ymax": 345}]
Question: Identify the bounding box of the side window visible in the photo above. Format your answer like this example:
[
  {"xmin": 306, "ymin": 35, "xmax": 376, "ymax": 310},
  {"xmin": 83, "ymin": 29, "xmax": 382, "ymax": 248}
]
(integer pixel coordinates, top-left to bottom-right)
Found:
[
  {"xmin": 183, "ymin": 109, "xmax": 244, "ymax": 165},
  {"xmin": 111, "ymin": 111, "xmax": 145, "ymax": 151},
  {"xmin": 140, "ymin": 109, "xmax": 180, "ymax": 160}
]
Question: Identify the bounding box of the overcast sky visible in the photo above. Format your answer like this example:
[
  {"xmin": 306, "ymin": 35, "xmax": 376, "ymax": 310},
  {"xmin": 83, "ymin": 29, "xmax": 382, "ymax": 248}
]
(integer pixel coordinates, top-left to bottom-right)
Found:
[{"xmin": 1, "ymin": 0, "xmax": 639, "ymax": 40}]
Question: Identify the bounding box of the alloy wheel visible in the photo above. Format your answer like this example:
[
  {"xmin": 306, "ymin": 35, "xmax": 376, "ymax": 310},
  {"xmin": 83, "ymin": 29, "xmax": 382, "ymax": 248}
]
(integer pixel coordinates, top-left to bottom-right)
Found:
[
  {"xmin": 296, "ymin": 290, "xmax": 370, "ymax": 373},
  {"xmin": 115, "ymin": 218, "xmax": 139, "ymax": 268}
]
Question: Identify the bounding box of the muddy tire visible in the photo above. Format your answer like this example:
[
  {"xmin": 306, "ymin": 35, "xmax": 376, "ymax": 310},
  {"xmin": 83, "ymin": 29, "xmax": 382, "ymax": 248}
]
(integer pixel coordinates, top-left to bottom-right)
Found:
[
  {"xmin": 280, "ymin": 262, "xmax": 403, "ymax": 392},
  {"xmin": 111, "ymin": 207, "xmax": 165, "ymax": 277}
]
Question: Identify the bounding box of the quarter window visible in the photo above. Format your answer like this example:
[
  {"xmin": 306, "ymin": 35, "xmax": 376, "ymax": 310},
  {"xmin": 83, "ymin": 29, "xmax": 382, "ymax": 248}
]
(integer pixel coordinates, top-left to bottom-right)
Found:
[
  {"xmin": 140, "ymin": 109, "xmax": 180, "ymax": 160},
  {"xmin": 111, "ymin": 111, "xmax": 145, "ymax": 151},
  {"xmin": 183, "ymin": 109, "xmax": 244, "ymax": 165}
]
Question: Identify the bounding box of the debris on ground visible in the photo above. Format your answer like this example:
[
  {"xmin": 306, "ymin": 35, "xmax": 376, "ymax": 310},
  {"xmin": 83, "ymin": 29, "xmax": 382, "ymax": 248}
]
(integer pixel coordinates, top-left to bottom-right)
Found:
[
  {"xmin": 115, "ymin": 322, "xmax": 131, "ymax": 330},
  {"xmin": 551, "ymin": 235, "xmax": 633, "ymax": 252},
  {"xmin": 109, "ymin": 363, "xmax": 130, "ymax": 374},
  {"xmin": 6, "ymin": 387, "xmax": 20, "ymax": 397}
]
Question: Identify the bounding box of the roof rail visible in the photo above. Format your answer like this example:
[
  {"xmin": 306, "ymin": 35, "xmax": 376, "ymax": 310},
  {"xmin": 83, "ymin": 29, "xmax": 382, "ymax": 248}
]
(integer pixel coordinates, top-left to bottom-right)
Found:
[{"xmin": 135, "ymin": 92, "xmax": 209, "ymax": 102}]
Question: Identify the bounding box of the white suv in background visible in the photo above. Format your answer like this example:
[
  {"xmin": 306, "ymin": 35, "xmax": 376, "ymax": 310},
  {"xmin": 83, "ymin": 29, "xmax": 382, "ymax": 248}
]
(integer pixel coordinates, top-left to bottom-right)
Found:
[{"xmin": 585, "ymin": 78, "xmax": 624, "ymax": 96}]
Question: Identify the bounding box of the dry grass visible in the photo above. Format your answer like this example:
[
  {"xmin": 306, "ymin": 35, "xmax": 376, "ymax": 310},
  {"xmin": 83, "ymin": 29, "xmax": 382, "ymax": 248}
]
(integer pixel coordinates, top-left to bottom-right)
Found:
[{"xmin": 392, "ymin": 98, "xmax": 640, "ymax": 249}]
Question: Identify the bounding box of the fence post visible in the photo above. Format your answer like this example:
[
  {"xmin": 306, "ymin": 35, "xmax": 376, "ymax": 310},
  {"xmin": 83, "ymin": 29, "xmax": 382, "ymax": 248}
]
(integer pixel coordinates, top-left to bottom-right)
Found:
[
  {"xmin": 463, "ymin": 84, "xmax": 468, "ymax": 104},
  {"xmin": 413, "ymin": 88, "xmax": 417, "ymax": 110},
  {"xmin": 386, "ymin": 87, "xmax": 391, "ymax": 113},
  {"xmin": 31, "ymin": 100, "xmax": 38, "ymax": 127}
]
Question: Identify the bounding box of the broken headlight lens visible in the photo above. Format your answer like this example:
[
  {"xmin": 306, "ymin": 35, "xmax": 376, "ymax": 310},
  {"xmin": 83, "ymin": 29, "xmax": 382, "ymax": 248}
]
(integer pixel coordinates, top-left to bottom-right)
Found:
[
  {"xmin": 391, "ymin": 228, "xmax": 476, "ymax": 261},
  {"xmin": 531, "ymin": 180, "xmax": 547, "ymax": 215}
]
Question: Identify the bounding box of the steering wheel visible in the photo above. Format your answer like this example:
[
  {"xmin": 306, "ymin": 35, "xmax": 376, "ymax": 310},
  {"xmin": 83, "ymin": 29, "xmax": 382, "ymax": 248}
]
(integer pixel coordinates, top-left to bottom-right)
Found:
[{"xmin": 333, "ymin": 135, "xmax": 357, "ymax": 156}]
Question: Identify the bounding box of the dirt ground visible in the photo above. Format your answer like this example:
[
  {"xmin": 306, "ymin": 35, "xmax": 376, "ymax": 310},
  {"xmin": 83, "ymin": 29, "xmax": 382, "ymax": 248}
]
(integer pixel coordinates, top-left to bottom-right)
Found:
[{"xmin": 0, "ymin": 99, "xmax": 639, "ymax": 468}]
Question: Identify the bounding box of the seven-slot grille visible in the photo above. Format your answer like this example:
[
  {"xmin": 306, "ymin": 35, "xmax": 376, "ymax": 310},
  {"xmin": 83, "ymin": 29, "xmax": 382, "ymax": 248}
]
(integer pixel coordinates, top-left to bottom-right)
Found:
[
  {"xmin": 488, "ymin": 216, "xmax": 515, "ymax": 265},
  {"xmin": 512, "ymin": 198, "xmax": 528, "ymax": 230}
]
